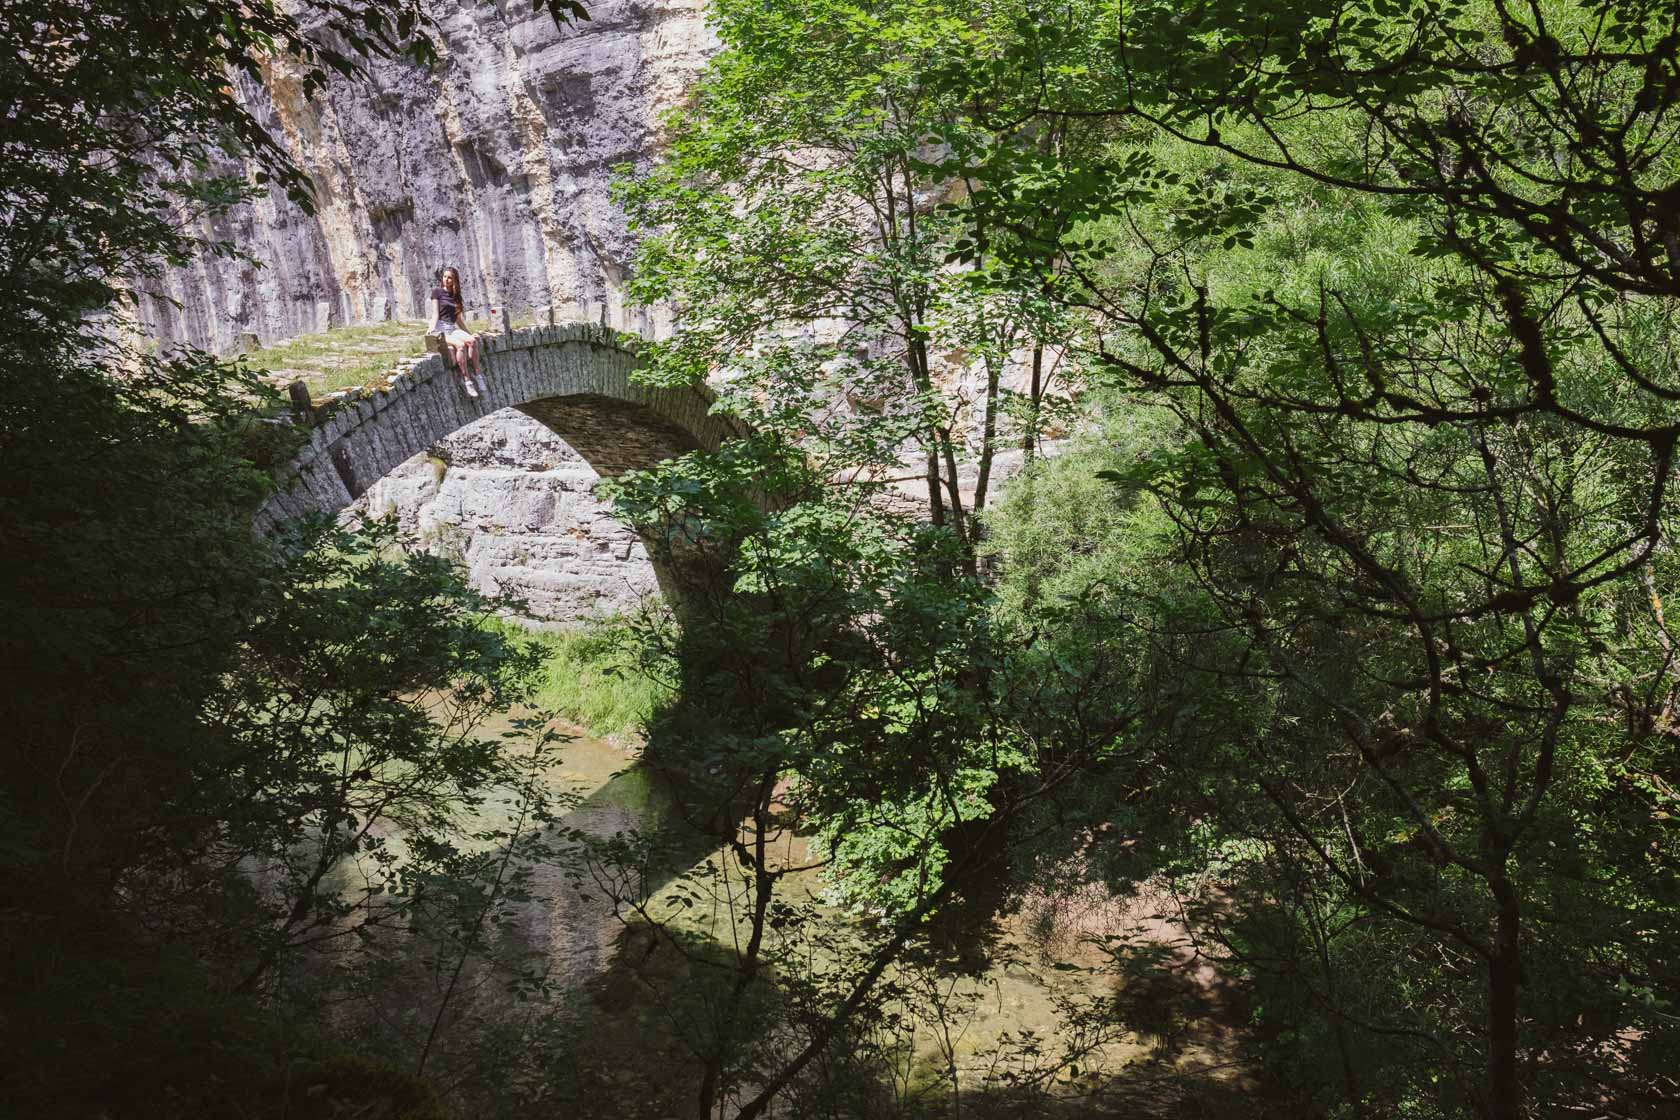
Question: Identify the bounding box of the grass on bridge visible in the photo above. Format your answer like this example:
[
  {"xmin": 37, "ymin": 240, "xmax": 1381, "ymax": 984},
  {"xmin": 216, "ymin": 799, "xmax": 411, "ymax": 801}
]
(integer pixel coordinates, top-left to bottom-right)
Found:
[{"xmin": 241, "ymin": 312, "xmax": 545, "ymax": 401}]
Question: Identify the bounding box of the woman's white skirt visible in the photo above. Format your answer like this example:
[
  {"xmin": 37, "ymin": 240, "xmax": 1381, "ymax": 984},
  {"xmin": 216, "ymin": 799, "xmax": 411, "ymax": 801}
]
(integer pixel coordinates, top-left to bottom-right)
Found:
[{"xmin": 443, "ymin": 324, "xmax": 474, "ymax": 347}]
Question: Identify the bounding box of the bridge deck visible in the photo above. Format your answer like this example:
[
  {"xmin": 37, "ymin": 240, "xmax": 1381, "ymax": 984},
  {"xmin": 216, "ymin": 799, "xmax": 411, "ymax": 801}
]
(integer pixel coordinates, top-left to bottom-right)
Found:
[{"xmin": 256, "ymin": 321, "xmax": 739, "ymax": 535}]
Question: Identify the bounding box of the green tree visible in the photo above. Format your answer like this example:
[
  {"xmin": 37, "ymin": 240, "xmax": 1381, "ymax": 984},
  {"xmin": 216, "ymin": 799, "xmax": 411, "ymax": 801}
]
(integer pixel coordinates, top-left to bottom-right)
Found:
[
  {"xmin": 612, "ymin": 0, "xmax": 1680, "ymax": 1113},
  {"xmin": 617, "ymin": 0, "xmax": 1105, "ymax": 566},
  {"xmin": 588, "ymin": 410, "xmax": 1143, "ymax": 1116},
  {"xmin": 969, "ymin": 2, "xmax": 1680, "ymax": 1114}
]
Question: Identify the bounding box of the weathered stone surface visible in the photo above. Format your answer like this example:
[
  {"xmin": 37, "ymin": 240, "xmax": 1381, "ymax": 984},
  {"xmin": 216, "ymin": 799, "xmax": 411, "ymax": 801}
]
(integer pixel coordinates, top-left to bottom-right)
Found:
[
  {"xmin": 257, "ymin": 325, "xmax": 735, "ymax": 525},
  {"xmin": 358, "ymin": 410, "xmax": 659, "ymax": 624},
  {"xmin": 148, "ymin": 4, "xmax": 1057, "ymax": 622},
  {"xmin": 138, "ymin": 0, "xmax": 711, "ymax": 354}
]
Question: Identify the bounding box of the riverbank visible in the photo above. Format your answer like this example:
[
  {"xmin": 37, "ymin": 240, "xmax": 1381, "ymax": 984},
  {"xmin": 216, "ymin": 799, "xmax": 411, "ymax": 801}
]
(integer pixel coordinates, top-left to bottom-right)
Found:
[
  {"xmin": 486, "ymin": 617, "xmax": 660, "ymax": 746},
  {"xmin": 336, "ymin": 706, "xmax": 1267, "ymax": 1119}
]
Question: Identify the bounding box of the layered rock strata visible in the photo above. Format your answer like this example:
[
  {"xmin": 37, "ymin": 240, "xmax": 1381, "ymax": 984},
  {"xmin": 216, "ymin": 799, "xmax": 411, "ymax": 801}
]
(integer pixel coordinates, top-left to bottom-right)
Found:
[
  {"xmin": 146, "ymin": 3, "xmax": 1058, "ymax": 623},
  {"xmin": 140, "ymin": 0, "xmax": 713, "ymax": 354},
  {"xmin": 359, "ymin": 410, "xmax": 659, "ymax": 626},
  {"xmin": 140, "ymin": 2, "xmax": 716, "ymax": 622},
  {"xmin": 265, "ymin": 323, "xmax": 739, "ymax": 624}
]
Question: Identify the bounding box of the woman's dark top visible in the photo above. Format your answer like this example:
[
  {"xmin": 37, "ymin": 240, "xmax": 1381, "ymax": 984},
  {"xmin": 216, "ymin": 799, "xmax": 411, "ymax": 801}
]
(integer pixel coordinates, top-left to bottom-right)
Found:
[{"xmin": 433, "ymin": 285, "xmax": 464, "ymax": 325}]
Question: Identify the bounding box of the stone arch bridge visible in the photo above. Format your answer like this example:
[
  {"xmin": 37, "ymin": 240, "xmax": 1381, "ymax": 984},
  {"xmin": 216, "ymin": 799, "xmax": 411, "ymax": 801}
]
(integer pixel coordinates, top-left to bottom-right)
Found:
[{"xmin": 257, "ymin": 322, "xmax": 744, "ymax": 602}]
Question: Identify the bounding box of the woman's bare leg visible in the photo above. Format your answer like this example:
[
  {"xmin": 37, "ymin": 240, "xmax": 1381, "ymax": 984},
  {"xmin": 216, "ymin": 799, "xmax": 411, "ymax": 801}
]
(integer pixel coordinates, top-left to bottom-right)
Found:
[
  {"xmin": 467, "ymin": 337, "xmax": 483, "ymax": 375},
  {"xmin": 452, "ymin": 344, "xmax": 470, "ymax": 379}
]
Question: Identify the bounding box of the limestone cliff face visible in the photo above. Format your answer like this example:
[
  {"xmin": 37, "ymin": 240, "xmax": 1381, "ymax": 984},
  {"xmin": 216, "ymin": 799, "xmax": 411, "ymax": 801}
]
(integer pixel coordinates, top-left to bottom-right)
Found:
[
  {"xmin": 140, "ymin": 0, "xmax": 712, "ymax": 353},
  {"xmin": 358, "ymin": 410, "xmax": 660, "ymax": 625}
]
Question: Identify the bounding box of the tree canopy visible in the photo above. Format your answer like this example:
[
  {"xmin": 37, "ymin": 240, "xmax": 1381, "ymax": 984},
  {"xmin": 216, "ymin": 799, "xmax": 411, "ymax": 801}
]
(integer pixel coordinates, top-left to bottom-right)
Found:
[{"xmin": 616, "ymin": 1, "xmax": 1680, "ymax": 1115}]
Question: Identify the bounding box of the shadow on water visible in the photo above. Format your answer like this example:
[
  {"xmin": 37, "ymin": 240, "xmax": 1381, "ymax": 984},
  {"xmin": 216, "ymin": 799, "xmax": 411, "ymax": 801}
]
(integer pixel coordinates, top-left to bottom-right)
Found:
[
  {"xmin": 315, "ymin": 720, "xmax": 1275, "ymax": 1119},
  {"xmin": 490, "ymin": 731, "xmax": 733, "ymax": 984},
  {"xmin": 303, "ymin": 726, "xmax": 720, "ymax": 1100}
]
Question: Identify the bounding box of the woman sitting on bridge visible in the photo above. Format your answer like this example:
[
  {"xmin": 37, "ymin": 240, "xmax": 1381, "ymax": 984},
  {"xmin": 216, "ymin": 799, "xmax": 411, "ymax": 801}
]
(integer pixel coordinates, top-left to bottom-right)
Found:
[{"xmin": 429, "ymin": 266, "xmax": 486, "ymax": 397}]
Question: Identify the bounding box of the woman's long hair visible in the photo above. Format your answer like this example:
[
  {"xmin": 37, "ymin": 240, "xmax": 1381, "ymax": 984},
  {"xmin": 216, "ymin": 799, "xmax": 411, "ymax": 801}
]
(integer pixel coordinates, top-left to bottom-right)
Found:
[{"xmin": 441, "ymin": 266, "xmax": 463, "ymax": 305}]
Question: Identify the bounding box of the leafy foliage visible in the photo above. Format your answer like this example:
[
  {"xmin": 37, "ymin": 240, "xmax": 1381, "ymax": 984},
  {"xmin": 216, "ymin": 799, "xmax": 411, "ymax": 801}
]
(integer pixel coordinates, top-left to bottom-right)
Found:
[
  {"xmin": 0, "ymin": 0, "xmax": 591, "ymax": 1114},
  {"xmin": 10, "ymin": 0, "xmax": 1680, "ymax": 1116},
  {"xmin": 616, "ymin": 0, "xmax": 1104, "ymax": 562},
  {"xmin": 956, "ymin": 3, "xmax": 1680, "ymax": 1115},
  {"xmin": 614, "ymin": 1, "xmax": 1680, "ymax": 1117}
]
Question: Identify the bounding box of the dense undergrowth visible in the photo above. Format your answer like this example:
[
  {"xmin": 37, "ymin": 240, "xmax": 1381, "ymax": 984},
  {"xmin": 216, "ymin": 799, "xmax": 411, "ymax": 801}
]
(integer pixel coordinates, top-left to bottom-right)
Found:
[{"xmin": 484, "ymin": 617, "xmax": 660, "ymax": 743}]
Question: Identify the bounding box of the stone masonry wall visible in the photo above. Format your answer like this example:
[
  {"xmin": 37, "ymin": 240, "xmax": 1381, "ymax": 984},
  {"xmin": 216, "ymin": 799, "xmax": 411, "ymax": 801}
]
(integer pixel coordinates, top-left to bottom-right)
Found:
[
  {"xmin": 257, "ymin": 322, "xmax": 735, "ymax": 531},
  {"xmin": 259, "ymin": 322, "xmax": 743, "ymax": 622}
]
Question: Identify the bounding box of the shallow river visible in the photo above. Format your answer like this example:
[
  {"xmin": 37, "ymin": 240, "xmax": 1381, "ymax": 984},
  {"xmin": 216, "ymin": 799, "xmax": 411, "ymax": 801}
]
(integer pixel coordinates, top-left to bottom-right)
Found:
[{"xmin": 327, "ymin": 713, "xmax": 1237, "ymax": 1117}]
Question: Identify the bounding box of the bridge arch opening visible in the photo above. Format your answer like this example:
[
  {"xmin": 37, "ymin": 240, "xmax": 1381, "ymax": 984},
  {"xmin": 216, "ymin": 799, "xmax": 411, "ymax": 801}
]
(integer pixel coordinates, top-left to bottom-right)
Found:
[{"xmin": 257, "ymin": 323, "xmax": 739, "ymax": 615}]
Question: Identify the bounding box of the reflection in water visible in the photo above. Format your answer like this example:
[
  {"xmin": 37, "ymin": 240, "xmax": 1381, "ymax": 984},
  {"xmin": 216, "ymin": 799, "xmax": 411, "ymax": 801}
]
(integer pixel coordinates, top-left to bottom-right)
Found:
[
  {"xmin": 306, "ymin": 720, "xmax": 686, "ymax": 1108},
  {"xmin": 312, "ymin": 715, "xmax": 1241, "ymax": 1117},
  {"xmin": 504, "ymin": 728, "xmax": 691, "ymax": 986}
]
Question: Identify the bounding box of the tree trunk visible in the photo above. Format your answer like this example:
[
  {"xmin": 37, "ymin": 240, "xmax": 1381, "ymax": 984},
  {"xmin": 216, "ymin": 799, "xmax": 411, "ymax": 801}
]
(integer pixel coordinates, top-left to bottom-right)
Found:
[
  {"xmin": 937, "ymin": 427, "xmax": 973, "ymax": 566},
  {"xmin": 1486, "ymin": 881, "xmax": 1523, "ymax": 1120},
  {"xmin": 1309, "ymin": 903, "xmax": 1363, "ymax": 1111},
  {"xmin": 906, "ymin": 339, "xmax": 947, "ymax": 529},
  {"xmin": 924, "ymin": 447, "xmax": 946, "ymax": 526},
  {"xmin": 1022, "ymin": 344, "xmax": 1043, "ymax": 459},
  {"xmin": 972, "ymin": 355, "xmax": 1001, "ymax": 514},
  {"xmin": 698, "ymin": 773, "xmax": 779, "ymax": 1119}
]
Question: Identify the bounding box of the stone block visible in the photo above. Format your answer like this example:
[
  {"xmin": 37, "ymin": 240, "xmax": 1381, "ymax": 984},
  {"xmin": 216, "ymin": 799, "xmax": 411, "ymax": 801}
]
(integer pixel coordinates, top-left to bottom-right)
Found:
[{"xmin": 292, "ymin": 440, "xmax": 322, "ymax": 473}]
